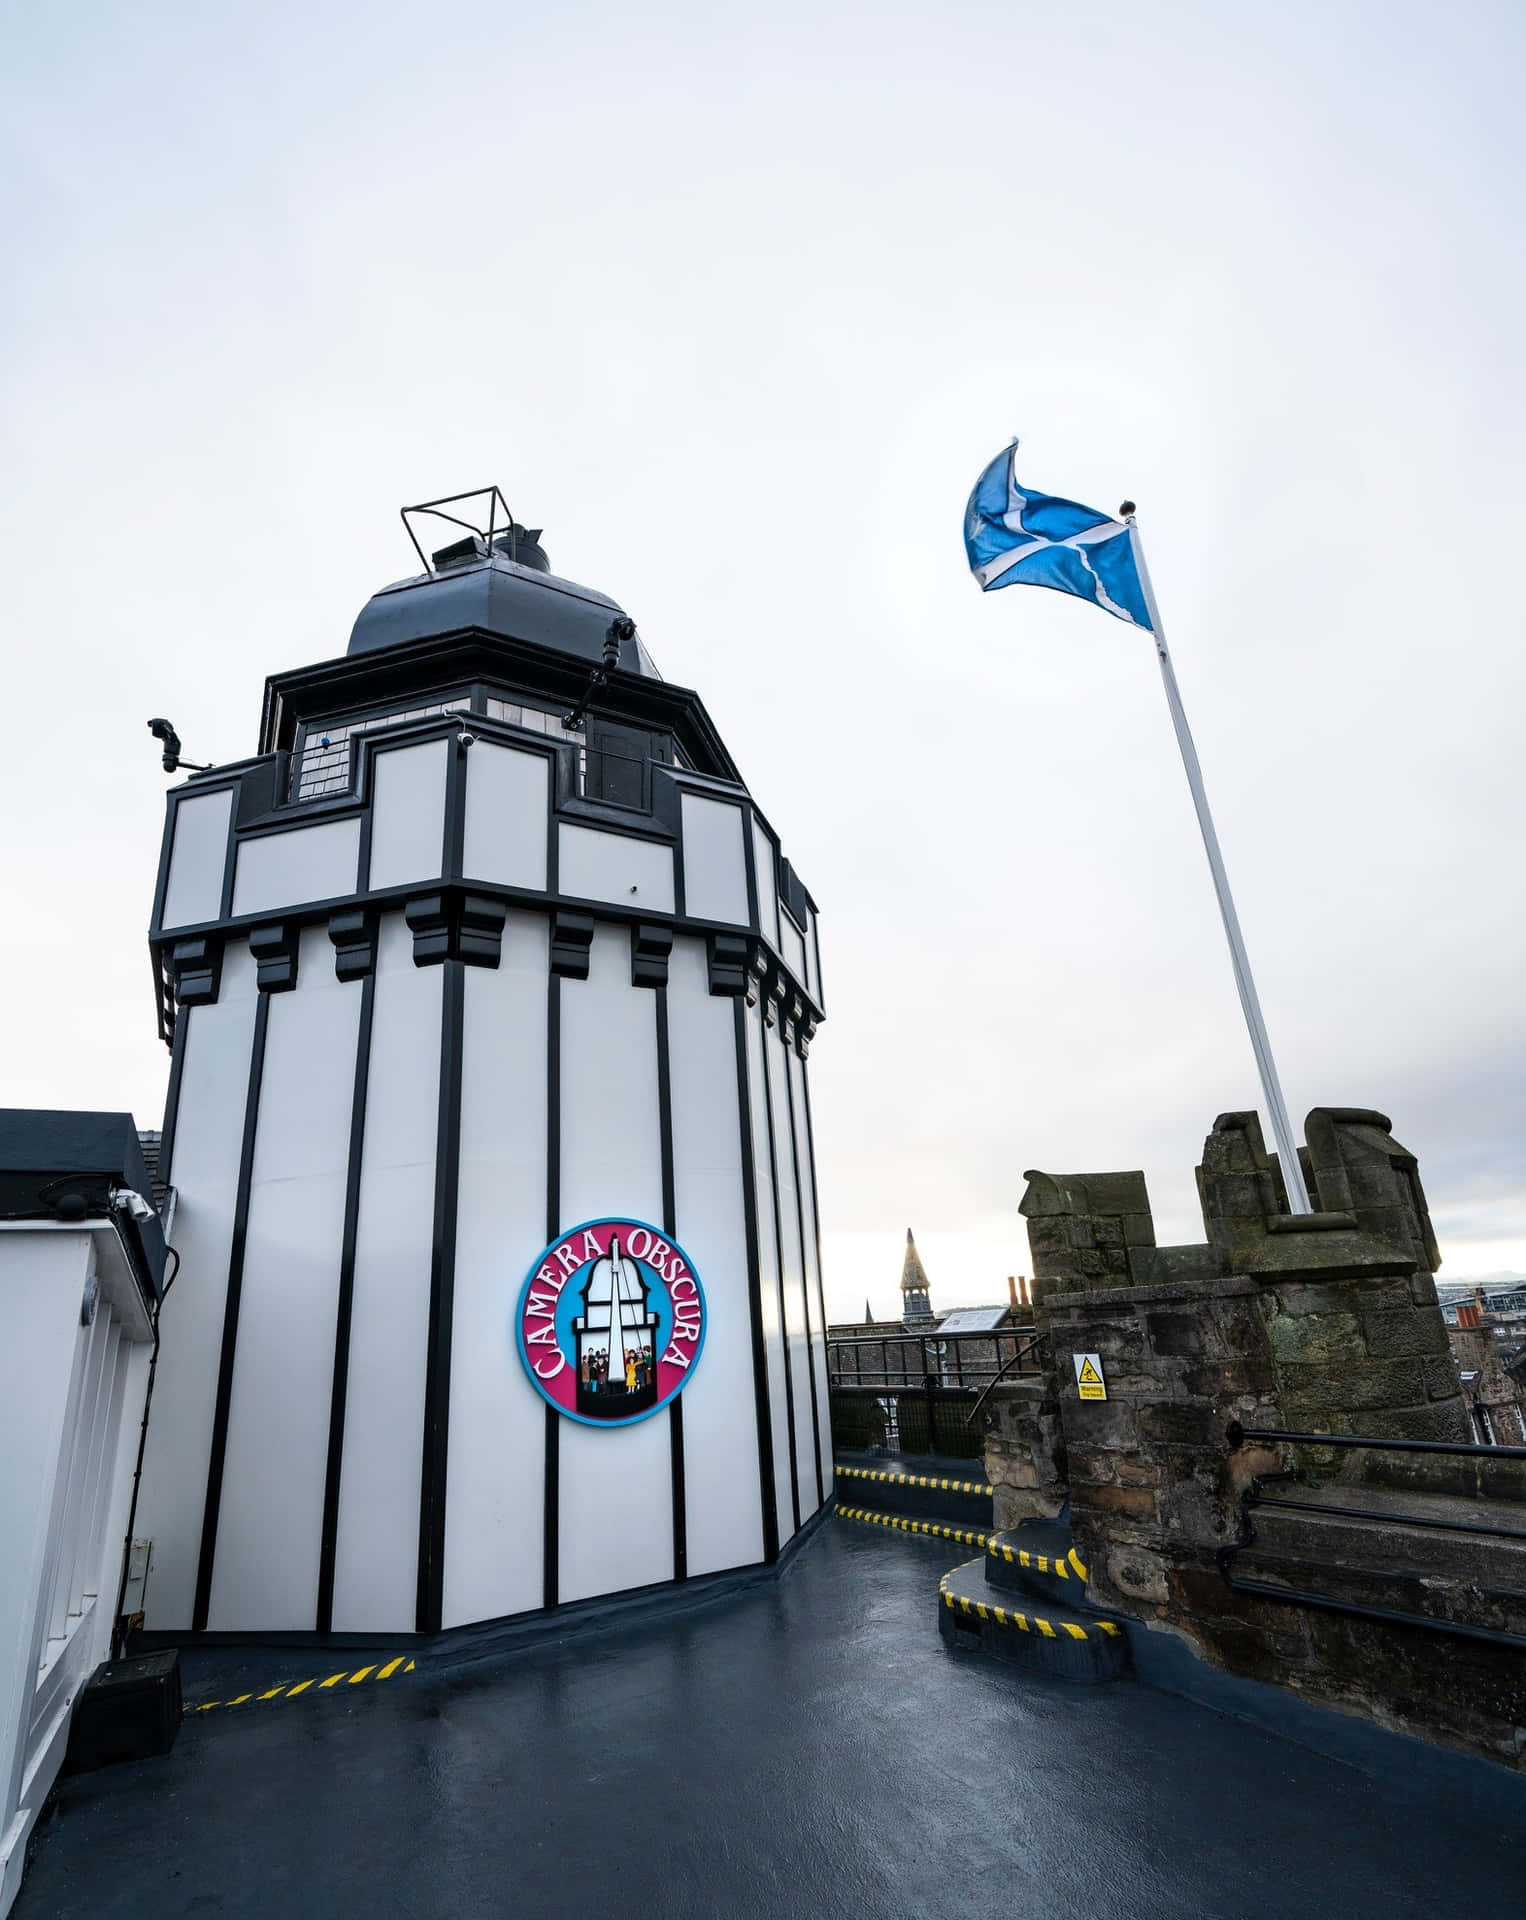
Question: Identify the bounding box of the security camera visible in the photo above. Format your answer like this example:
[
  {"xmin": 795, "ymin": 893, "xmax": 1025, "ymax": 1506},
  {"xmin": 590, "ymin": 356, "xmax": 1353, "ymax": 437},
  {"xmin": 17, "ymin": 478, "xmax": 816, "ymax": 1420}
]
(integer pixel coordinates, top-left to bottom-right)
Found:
[
  {"xmin": 456, "ymin": 729, "xmax": 477, "ymax": 752},
  {"xmin": 147, "ymin": 717, "xmax": 183, "ymax": 770},
  {"xmin": 146, "ymin": 716, "xmax": 210, "ymax": 774}
]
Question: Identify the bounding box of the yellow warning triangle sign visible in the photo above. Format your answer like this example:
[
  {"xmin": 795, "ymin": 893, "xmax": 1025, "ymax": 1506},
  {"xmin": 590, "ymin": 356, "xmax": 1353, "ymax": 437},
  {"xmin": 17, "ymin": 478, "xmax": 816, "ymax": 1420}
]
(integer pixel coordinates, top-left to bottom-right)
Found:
[{"xmin": 1077, "ymin": 1358, "xmax": 1102, "ymax": 1385}]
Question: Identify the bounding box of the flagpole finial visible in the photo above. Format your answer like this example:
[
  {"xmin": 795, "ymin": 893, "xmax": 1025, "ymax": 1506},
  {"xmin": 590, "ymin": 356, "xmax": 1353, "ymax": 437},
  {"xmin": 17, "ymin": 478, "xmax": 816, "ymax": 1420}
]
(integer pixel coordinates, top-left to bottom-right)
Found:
[{"xmin": 1119, "ymin": 500, "xmax": 1136, "ymax": 518}]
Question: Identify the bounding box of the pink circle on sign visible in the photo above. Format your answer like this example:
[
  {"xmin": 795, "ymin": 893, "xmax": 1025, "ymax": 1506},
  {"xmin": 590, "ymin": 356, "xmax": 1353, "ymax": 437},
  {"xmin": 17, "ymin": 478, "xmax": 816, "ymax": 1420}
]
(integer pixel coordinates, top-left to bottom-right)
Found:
[{"xmin": 513, "ymin": 1217, "xmax": 708, "ymax": 1429}]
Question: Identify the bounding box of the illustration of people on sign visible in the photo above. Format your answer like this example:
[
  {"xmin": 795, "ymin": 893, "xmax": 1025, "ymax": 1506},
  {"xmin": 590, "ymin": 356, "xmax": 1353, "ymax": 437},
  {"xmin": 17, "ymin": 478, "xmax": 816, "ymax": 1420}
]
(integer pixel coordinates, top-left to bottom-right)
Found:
[{"xmin": 573, "ymin": 1236, "xmax": 659, "ymax": 1419}]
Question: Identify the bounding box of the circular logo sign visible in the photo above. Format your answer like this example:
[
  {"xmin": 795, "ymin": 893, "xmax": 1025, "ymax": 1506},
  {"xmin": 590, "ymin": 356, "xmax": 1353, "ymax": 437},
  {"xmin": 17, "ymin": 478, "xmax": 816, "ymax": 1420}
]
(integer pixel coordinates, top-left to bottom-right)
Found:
[{"xmin": 514, "ymin": 1217, "xmax": 707, "ymax": 1429}]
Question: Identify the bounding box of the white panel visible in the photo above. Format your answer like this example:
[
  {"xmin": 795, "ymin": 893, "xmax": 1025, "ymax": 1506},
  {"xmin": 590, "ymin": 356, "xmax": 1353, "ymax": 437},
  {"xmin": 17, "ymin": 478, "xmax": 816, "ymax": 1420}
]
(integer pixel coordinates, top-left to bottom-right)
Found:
[
  {"xmin": 557, "ymin": 923, "xmax": 671, "ymax": 1604},
  {"xmin": 766, "ymin": 1015, "xmax": 822, "ymax": 1514},
  {"xmin": 161, "ymin": 786, "xmax": 232, "ymax": 929},
  {"xmin": 444, "ymin": 912, "xmax": 550, "ymax": 1630},
  {"xmin": 463, "ymin": 741, "xmax": 549, "ymax": 891},
  {"xmin": 790, "ymin": 1048, "xmax": 834, "ymax": 1496},
  {"xmin": 232, "ymin": 818, "xmax": 361, "ymax": 918},
  {"xmin": 667, "ymin": 938, "xmax": 764, "ymax": 1576},
  {"xmin": 138, "ymin": 941, "xmax": 260, "ymax": 1629},
  {"xmin": 806, "ymin": 909, "xmax": 822, "ymax": 1004},
  {"xmin": 747, "ymin": 998, "xmax": 796, "ymax": 1542},
  {"xmin": 331, "ymin": 914, "xmax": 441, "ymax": 1632},
  {"xmin": 680, "ymin": 796, "xmax": 749, "ymax": 925},
  {"xmin": 207, "ymin": 926, "xmax": 361, "ymax": 1630},
  {"xmin": 367, "ymin": 738, "xmax": 448, "ymax": 891},
  {"xmin": 752, "ymin": 819, "xmax": 780, "ymax": 949},
  {"xmin": 781, "ymin": 913, "xmax": 808, "ymax": 986},
  {"xmin": 558, "ymin": 824, "xmax": 675, "ymax": 914},
  {"xmin": 0, "ymin": 1235, "xmax": 90, "ymax": 1860}
]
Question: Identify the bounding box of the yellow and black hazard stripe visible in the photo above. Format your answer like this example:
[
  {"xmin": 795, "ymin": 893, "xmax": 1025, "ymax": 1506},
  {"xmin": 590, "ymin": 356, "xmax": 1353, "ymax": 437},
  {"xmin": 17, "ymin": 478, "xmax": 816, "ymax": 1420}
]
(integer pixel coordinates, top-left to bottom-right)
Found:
[
  {"xmin": 986, "ymin": 1541, "xmax": 1089, "ymax": 1583},
  {"xmin": 188, "ymin": 1655, "xmax": 415, "ymax": 1714},
  {"xmin": 834, "ymin": 1466, "xmax": 993, "ymax": 1499},
  {"xmin": 938, "ymin": 1573, "xmax": 1121, "ymax": 1641},
  {"xmin": 836, "ymin": 1504, "xmax": 989, "ymax": 1549}
]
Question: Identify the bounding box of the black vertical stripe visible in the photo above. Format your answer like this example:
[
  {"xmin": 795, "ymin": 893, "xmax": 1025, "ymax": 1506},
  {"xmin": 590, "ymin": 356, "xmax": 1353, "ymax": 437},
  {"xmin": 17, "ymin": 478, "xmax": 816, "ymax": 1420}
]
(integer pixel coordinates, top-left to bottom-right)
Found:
[
  {"xmin": 191, "ymin": 986, "xmax": 271, "ymax": 1633},
  {"xmin": 655, "ymin": 984, "xmax": 686, "ymax": 1583},
  {"xmin": 734, "ymin": 997, "xmax": 780, "ymax": 1562},
  {"xmin": 443, "ymin": 725, "xmax": 466, "ymax": 878},
  {"xmin": 781, "ymin": 1039, "xmax": 826, "ymax": 1508},
  {"xmin": 157, "ymin": 1006, "xmax": 190, "ymax": 1183},
  {"xmin": 756, "ymin": 997, "xmax": 801, "ymax": 1534},
  {"xmin": 798, "ymin": 1062, "xmax": 833, "ymax": 1492},
  {"xmin": 542, "ymin": 966, "xmax": 561, "ymax": 1611},
  {"xmin": 417, "ymin": 956, "xmax": 465, "ymax": 1634},
  {"xmin": 315, "ymin": 969, "xmax": 376, "ymax": 1634}
]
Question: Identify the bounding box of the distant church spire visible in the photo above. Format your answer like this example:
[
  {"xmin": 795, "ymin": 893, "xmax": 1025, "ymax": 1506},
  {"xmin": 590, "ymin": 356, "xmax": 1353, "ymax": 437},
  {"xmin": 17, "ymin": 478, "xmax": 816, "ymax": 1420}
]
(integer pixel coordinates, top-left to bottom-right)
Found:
[{"xmin": 900, "ymin": 1227, "xmax": 934, "ymax": 1326}]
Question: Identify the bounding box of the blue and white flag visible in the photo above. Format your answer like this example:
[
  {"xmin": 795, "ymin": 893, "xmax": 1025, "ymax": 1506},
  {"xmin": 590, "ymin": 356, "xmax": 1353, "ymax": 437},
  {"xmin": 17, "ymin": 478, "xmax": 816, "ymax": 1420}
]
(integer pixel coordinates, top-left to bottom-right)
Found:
[{"xmin": 963, "ymin": 442, "xmax": 1153, "ymax": 631}]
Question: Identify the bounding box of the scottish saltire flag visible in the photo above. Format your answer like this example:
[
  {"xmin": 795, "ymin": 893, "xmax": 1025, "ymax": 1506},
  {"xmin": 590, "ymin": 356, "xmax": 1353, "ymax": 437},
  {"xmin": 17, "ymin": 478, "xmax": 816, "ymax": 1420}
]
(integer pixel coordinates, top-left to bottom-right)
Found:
[{"xmin": 963, "ymin": 442, "xmax": 1153, "ymax": 631}]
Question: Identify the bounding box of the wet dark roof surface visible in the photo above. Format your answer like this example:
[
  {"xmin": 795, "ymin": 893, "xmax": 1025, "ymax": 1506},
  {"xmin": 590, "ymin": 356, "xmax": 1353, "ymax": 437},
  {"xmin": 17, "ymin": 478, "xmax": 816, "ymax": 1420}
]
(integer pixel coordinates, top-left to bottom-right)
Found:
[
  {"xmin": 19, "ymin": 1520, "xmax": 1525, "ymax": 1918},
  {"xmin": 348, "ymin": 553, "xmax": 659, "ymax": 674}
]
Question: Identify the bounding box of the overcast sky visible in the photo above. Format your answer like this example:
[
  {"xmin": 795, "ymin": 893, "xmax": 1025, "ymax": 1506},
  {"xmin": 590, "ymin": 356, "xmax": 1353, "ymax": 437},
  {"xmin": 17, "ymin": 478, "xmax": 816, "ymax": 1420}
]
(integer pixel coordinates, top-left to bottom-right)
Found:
[{"xmin": 4, "ymin": 0, "xmax": 1522, "ymax": 1321}]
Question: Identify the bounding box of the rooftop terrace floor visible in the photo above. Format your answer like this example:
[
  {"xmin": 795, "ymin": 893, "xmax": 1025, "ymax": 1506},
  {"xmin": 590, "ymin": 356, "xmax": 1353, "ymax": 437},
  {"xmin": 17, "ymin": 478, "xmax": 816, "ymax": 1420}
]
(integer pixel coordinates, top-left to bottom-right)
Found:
[{"xmin": 18, "ymin": 1519, "xmax": 1526, "ymax": 1918}]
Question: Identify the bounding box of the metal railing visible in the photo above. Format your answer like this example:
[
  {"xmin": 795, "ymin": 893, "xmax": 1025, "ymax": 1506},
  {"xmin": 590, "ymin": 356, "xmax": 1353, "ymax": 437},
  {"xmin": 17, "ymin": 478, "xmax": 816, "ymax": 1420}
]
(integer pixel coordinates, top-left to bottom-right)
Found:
[
  {"xmin": 828, "ymin": 1328, "xmax": 1037, "ymax": 1461},
  {"xmin": 1219, "ymin": 1421, "xmax": 1526, "ymax": 1650}
]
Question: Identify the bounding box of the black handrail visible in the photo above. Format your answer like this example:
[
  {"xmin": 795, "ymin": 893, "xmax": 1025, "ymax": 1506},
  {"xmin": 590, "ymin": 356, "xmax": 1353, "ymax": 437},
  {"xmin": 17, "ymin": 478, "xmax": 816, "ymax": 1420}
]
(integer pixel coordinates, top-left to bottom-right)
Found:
[
  {"xmin": 964, "ymin": 1334, "xmax": 1044, "ymax": 1427},
  {"xmin": 1218, "ymin": 1422, "xmax": 1526, "ymax": 1652},
  {"xmin": 1226, "ymin": 1420, "xmax": 1526, "ymax": 1462}
]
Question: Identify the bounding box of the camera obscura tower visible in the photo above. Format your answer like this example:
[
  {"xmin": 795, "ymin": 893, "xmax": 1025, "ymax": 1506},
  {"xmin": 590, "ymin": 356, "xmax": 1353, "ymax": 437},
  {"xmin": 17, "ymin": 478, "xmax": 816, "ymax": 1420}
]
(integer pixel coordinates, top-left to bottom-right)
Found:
[{"xmin": 137, "ymin": 491, "xmax": 830, "ymax": 1638}]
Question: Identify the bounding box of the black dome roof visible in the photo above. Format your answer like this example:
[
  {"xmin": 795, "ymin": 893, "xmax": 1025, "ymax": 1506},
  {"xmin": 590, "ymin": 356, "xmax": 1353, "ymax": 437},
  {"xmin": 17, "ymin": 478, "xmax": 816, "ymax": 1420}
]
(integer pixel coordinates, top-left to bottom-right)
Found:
[{"xmin": 347, "ymin": 552, "xmax": 661, "ymax": 676}]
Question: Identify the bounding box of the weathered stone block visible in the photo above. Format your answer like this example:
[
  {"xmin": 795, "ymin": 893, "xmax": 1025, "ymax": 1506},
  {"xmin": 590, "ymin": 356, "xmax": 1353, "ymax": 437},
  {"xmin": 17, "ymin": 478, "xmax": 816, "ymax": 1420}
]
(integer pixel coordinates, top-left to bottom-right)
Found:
[
  {"xmin": 1138, "ymin": 1403, "xmax": 1223, "ymax": 1448},
  {"xmin": 1265, "ymin": 1309, "xmax": 1361, "ymax": 1366},
  {"xmin": 1146, "ymin": 1311, "xmax": 1204, "ymax": 1357},
  {"xmin": 1106, "ymin": 1546, "xmax": 1170, "ymax": 1606},
  {"xmin": 1279, "ymin": 1358, "xmax": 1426, "ymax": 1413},
  {"xmin": 1360, "ymin": 1309, "xmax": 1450, "ymax": 1361},
  {"xmin": 1183, "ymin": 1359, "xmax": 1276, "ymax": 1398},
  {"xmin": 1082, "ymin": 1484, "xmax": 1159, "ymax": 1519}
]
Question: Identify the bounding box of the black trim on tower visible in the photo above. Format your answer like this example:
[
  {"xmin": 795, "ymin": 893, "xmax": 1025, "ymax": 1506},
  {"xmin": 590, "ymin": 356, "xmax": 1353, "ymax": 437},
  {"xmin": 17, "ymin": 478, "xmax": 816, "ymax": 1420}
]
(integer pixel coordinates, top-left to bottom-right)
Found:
[
  {"xmin": 798, "ymin": 1058, "xmax": 833, "ymax": 1492},
  {"xmin": 733, "ymin": 996, "xmax": 780, "ymax": 1562},
  {"xmin": 781, "ymin": 1034, "xmax": 826, "ymax": 1509},
  {"xmin": 156, "ymin": 1003, "xmax": 191, "ymax": 1182},
  {"xmin": 191, "ymin": 988, "xmax": 271, "ymax": 1633},
  {"xmin": 315, "ymin": 969, "xmax": 376, "ymax": 1634},
  {"xmin": 417, "ymin": 955, "xmax": 466, "ymax": 1635},
  {"xmin": 765, "ymin": 1007, "xmax": 819, "ymax": 1512},
  {"xmin": 542, "ymin": 967, "xmax": 561, "ymax": 1612},
  {"xmin": 443, "ymin": 723, "xmax": 467, "ymax": 879},
  {"xmin": 655, "ymin": 984, "xmax": 687, "ymax": 1584},
  {"xmin": 755, "ymin": 994, "xmax": 801, "ymax": 1535}
]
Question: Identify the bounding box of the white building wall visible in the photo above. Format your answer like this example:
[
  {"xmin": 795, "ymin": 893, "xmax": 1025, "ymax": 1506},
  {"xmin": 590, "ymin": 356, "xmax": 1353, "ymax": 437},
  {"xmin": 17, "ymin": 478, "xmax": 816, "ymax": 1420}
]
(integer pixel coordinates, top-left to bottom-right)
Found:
[
  {"xmin": 330, "ymin": 913, "xmax": 441, "ymax": 1632},
  {"xmin": 207, "ymin": 926, "xmax": 362, "ymax": 1630},
  {"xmin": 558, "ymin": 824, "xmax": 675, "ymax": 914},
  {"xmin": 367, "ymin": 739, "xmax": 448, "ymax": 891},
  {"xmin": 679, "ymin": 796, "xmax": 749, "ymax": 925},
  {"xmin": 139, "ymin": 939, "xmax": 261, "ymax": 1629},
  {"xmin": 766, "ymin": 1015, "xmax": 822, "ymax": 1513},
  {"xmin": 556, "ymin": 923, "xmax": 673, "ymax": 1604},
  {"xmin": 161, "ymin": 786, "xmax": 232, "ymax": 930},
  {"xmin": 790, "ymin": 1047, "xmax": 834, "ymax": 1496},
  {"xmin": 1, "ymin": 1232, "xmax": 151, "ymax": 1920},
  {"xmin": 444, "ymin": 910, "xmax": 550, "ymax": 1629},
  {"xmin": 746, "ymin": 996, "xmax": 797, "ymax": 1542},
  {"xmin": 666, "ymin": 937, "xmax": 764, "ymax": 1576},
  {"xmin": 232, "ymin": 819, "xmax": 362, "ymax": 918},
  {"xmin": 463, "ymin": 742, "xmax": 548, "ymax": 891}
]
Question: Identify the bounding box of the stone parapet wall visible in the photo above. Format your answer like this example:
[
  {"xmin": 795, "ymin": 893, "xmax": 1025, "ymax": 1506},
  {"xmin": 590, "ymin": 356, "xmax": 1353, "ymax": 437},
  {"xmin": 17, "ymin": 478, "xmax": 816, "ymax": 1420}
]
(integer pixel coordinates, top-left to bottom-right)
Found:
[
  {"xmin": 981, "ymin": 1375, "xmax": 1067, "ymax": 1527},
  {"xmin": 1037, "ymin": 1274, "xmax": 1281, "ymax": 1615},
  {"xmin": 1017, "ymin": 1106, "xmax": 1526, "ymax": 1773}
]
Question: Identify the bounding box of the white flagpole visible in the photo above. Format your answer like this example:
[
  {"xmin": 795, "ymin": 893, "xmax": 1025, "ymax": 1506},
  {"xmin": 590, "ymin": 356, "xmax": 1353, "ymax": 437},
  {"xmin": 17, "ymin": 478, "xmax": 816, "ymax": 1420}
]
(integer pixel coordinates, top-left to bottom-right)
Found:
[{"xmin": 1123, "ymin": 511, "xmax": 1312, "ymax": 1214}]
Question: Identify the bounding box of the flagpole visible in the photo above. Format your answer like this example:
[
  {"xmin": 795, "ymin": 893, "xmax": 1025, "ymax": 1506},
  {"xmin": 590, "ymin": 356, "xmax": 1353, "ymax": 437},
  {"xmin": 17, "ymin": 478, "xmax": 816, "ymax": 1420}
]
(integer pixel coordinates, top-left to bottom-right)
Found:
[{"xmin": 1122, "ymin": 511, "xmax": 1312, "ymax": 1214}]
